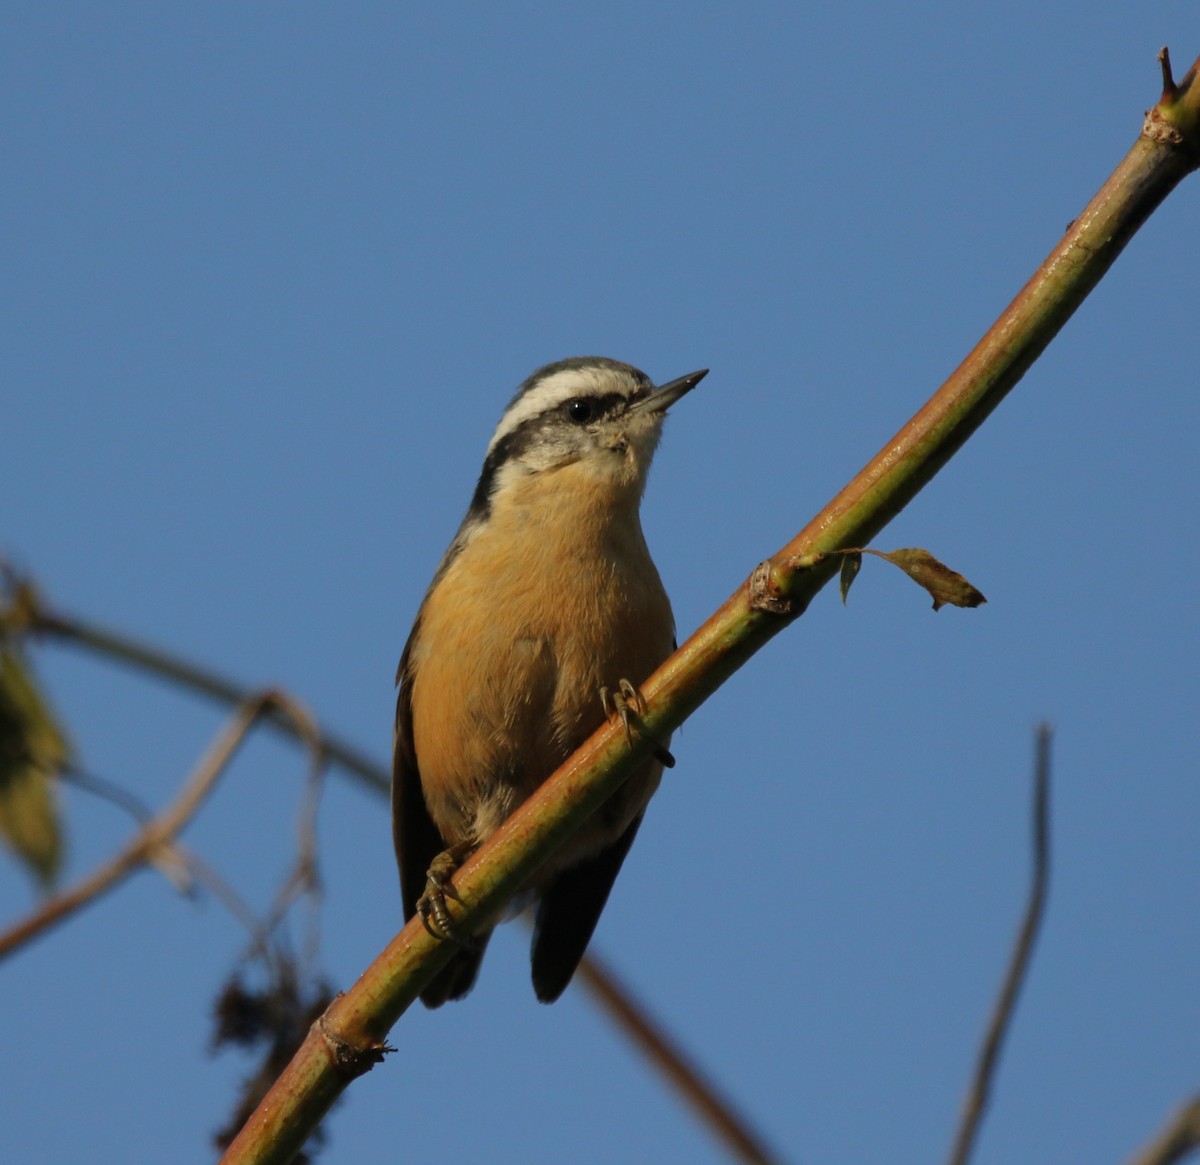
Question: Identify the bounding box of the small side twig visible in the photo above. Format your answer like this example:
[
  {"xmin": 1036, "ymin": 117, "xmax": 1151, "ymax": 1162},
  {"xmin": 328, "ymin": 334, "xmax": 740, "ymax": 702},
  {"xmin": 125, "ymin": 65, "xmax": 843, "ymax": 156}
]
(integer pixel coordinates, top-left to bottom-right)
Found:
[
  {"xmin": 946, "ymin": 724, "xmax": 1052, "ymax": 1165},
  {"xmin": 1124, "ymin": 1096, "xmax": 1200, "ymax": 1165},
  {"xmin": 62, "ymin": 761, "xmax": 303, "ymax": 968},
  {"xmin": 60, "ymin": 761, "xmax": 156, "ymax": 826},
  {"xmin": 0, "ymin": 690, "xmax": 311, "ymax": 962},
  {"xmin": 259, "ymin": 710, "xmax": 328, "ymax": 971}
]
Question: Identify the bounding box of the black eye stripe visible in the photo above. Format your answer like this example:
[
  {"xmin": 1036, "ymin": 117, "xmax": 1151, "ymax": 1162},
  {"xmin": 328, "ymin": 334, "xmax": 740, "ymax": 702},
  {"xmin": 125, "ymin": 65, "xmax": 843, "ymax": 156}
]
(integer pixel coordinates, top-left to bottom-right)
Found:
[
  {"xmin": 469, "ymin": 389, "xmax": 637, "ymax": 520},
  {"xmin": 560, "ymin": 392, "xmax": 627, "ymax": 424}
]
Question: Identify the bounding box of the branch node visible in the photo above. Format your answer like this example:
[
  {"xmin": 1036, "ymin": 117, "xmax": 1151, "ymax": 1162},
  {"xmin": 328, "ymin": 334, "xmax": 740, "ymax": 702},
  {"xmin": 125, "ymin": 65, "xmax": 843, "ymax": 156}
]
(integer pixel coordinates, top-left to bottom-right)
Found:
[
  {"xmin": 1142, "ymin": 107, "xmax": 1185, "ymax": 148},
  {"xmin": 748, "ymin": 561, "xmax": 794, "ymax": 616},
  {"xmin": 316, "ymin": 1008, "xmax": 388, "ymax": 1080},
  {"xmin": 1143, "ymin": 47, "xmax": 1200, "ymax": 165}
]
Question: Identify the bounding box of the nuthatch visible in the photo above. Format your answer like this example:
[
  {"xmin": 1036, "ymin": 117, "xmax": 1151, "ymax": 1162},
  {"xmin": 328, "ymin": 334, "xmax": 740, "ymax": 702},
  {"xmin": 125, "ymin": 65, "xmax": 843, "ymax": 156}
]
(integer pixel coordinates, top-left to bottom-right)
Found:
[{"xmin": 392, "ymin": 356, "xmax": 706, "ymax": 1006}]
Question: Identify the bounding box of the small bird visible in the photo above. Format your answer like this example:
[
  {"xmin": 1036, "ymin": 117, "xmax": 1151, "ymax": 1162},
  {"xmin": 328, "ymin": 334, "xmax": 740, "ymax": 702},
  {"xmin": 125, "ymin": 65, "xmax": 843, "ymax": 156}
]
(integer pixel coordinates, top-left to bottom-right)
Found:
[{"xmin": 392, "ymin": 356, "xmax": 706, "ymax": 1006}]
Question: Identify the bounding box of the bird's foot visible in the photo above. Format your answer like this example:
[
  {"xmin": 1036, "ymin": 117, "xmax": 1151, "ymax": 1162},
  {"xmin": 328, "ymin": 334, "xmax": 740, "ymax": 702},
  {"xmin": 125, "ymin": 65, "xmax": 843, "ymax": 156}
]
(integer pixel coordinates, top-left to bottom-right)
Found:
[
  {"xmin": 417, "ymin": 842, "xmax": 475, "ymax": 943},
  {"xmin": 600, "ymin": 679, "xmax": 675, "ymax": 769}
]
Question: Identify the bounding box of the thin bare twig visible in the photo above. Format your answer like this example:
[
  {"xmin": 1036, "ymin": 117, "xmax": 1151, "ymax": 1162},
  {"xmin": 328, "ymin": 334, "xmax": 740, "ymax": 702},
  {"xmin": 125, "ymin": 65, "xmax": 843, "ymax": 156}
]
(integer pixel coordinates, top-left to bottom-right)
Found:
[
  {"xmin": 62, "ymin": 760, "xmax": 308, "ymax": 972},
  {"xmin": 260, "ymin": 710, "xmax": 328, "ymax": 972},
  {"xmin": 946, "ymin": 725, "xmax": 1052, "ymax": 1165},
  {"xmin": 1123, "ymin": 1096, "xmax": 1200, "ymax": 1165},
  {"xmin": 0, "ymin": 690, "xmax": 312, "ymax": 962},
  {"xmin": 64, "ymin": 760, "xmax": 286, "ymax": 941}
]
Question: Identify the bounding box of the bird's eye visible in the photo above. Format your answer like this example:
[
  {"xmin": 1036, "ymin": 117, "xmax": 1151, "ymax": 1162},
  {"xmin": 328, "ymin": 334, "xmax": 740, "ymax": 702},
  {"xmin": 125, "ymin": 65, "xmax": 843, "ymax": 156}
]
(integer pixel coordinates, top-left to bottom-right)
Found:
[{"xmin": 566, "ymin": 398, "xmax": 594, "ymax": 424}]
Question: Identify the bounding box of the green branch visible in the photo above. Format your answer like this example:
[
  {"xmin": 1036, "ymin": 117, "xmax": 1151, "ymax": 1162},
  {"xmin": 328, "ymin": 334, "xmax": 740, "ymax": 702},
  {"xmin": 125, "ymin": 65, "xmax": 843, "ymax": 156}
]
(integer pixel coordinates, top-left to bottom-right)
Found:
[{"xmin": 217, "ymin": 51, "xmax": 1200, "ymax": 1165}]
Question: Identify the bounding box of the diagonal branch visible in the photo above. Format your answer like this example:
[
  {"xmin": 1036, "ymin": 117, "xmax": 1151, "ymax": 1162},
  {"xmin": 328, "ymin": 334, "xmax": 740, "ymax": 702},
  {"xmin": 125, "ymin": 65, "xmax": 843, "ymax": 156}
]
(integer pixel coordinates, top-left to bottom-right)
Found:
[
  {"xmin": 575, "ymin": 953, "xmax": 784, "ymax": 1165},
  {"xmin": 1123, "ymin": 1096, "xmax": 1200, "ymax": 1165},
  {"xmin": 218, "ymin": 50, "xmax": 1200, "ymax": 1165},
  {"xmin": 946, "ymin": 725, "xmax": 1052, "ymax": 1165}
]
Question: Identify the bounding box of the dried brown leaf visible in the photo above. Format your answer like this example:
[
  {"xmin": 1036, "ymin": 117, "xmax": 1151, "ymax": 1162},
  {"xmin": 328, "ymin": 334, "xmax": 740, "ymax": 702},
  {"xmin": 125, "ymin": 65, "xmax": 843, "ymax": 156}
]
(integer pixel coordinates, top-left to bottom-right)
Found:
[{"xmin": 872, "ymin": 547, "xmax": 987, "ymax": 611}]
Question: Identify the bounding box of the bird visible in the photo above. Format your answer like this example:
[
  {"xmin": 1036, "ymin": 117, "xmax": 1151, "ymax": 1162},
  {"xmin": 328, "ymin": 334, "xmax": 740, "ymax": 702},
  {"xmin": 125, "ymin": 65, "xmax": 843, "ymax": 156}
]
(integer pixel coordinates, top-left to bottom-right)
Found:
[{"xmin": 392, "ymin": 356, "xmax": 706, "ymax": 1006}]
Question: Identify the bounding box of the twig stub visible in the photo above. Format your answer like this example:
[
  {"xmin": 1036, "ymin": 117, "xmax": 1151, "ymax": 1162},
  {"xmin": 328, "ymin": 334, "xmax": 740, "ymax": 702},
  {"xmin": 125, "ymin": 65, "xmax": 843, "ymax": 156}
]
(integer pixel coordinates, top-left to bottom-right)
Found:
[{"xmin": 316, "ymin": 1010, "xmax": 388, "ymax": 1080}]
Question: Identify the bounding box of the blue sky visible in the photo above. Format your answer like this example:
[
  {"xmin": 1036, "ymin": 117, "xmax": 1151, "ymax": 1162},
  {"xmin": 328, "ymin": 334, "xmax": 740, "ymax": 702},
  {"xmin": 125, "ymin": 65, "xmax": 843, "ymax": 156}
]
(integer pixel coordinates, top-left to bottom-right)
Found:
[{"xmin": 3, "ymin": 6, "xmax": 1198, "ymax": 1164}]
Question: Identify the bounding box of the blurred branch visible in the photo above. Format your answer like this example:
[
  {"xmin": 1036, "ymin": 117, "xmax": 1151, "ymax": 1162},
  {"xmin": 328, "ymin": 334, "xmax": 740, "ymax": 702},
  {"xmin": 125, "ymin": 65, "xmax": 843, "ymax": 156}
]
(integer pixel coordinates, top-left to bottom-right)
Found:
[
  {"xmin": 575, "ymin": 953, "xmax": 783, "ymax": 1165},
  {"xmin": 0, "ymin": 690, "xmax": 316, "ymax": 962},
  {"xmin": 1123, "ymin": 1096, "xmax": 1200, "ymax": 1165},
  {"xmin": 61, "ymin": 762, "xmax": 304, "ymax": 966},
  {"xmin": 61, "ymin": 761, "xmax": 156, "ymax": 827},
  {"xmin": 219, "ymin": 50, "xmax": 1200, "ymax": 1165},
  {"xmin": 946, "ymin": 725, "xmax": 1052, "ymax": 1165},
  {"xmin": 2, "ymin": 575, "xmax": 780, "ymax": 1165},
  {"xmin": 12, "ymin": 592, "xmax": 387, "ymax": 798}
]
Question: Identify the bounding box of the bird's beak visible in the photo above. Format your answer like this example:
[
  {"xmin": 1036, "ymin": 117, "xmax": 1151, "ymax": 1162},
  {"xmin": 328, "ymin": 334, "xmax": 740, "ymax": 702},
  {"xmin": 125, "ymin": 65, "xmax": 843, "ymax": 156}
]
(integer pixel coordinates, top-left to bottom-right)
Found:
[{"xmin": 630, "ymin": 368, "xmax": 709, "ymax": 415}]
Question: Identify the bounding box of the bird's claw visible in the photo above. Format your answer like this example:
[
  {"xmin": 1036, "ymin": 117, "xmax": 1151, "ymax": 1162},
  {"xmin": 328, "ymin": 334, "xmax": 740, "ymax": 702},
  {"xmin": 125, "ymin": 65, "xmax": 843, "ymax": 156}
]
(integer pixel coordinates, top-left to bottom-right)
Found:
[
  {"xmin": 601, "ymin": 679, "xmax": 675, "ymax": 769},
  {"xmin": 417, "ymin": 845, "xmax": 472, "ymax": 944}
]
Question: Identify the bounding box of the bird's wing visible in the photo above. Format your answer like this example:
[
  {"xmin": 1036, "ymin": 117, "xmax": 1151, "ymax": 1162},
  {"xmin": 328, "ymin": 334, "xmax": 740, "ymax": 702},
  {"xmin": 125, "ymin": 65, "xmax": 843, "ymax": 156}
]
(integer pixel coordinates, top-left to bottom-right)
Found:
[
  {"xmin": 392, "ymin": 625, "xmax": 488, "ymax": 1007},
  {"xmin": 392, "ymin": 626, "xmax": 444, "ymax": 922}
]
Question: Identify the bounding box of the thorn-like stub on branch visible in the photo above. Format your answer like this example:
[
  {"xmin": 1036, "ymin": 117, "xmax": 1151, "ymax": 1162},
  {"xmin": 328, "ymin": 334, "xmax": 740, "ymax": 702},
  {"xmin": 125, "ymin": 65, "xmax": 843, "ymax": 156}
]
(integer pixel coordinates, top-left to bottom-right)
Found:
[
  {"xmin": 1143, "ymin": 45, "xmax": 1200, "ymax": 167},
  {"xmin": 1159, "ymin": 46, "xmax": 1176, "ymax": 100},
  {"xmin": 748, "ymin": 561, "xmax": 793, "ymax": 616},
  {"xmin": 316, "ymin": 1011, "xmax": 387, "ymax": 1080}
]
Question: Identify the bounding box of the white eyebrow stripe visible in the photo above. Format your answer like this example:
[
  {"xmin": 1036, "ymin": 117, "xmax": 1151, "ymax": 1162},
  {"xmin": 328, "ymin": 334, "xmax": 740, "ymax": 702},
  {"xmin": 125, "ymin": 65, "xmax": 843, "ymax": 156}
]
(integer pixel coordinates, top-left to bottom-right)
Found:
[{"xmin": 486, "ymin": 366, "xmax": 631, "ymax": 454}]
